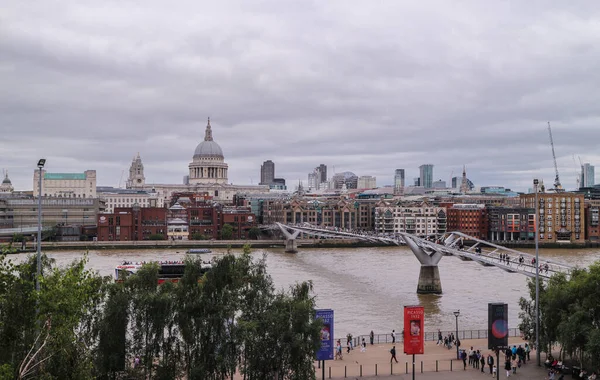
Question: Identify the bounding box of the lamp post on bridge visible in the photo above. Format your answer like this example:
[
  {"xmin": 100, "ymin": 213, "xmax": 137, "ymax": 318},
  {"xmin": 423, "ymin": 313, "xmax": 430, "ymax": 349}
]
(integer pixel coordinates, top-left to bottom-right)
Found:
[
  {"xmin": 453, "ymin": 310, "xmax": 460, "ymax": 360},
  {"xmin": 534, "ymin": 179, "xmax": 540, "ymax": 366}
]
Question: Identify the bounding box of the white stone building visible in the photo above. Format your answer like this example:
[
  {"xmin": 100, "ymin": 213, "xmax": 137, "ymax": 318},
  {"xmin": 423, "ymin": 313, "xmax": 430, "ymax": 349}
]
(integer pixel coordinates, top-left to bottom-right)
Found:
[
  {"xmin": 33, "ymin": 170, "xmax": 96, "ymax": 198},
  {"xmin": 375, "ymin": 201, "xmax": 447, "ymax": 237},
  {"xmin": 126, "ymin": 118, "xmax": 268, "ymax": 204},
  {"xmin": 357, "ymin": 175, "xmax": 377, "ymax": 189},
  {"xmin": 97, "ymin": 187, "xmax": 163, "ymax": 213},
  {"xmin": 1, "ymin": 171, "xmax": 14, "ymax": 193}
]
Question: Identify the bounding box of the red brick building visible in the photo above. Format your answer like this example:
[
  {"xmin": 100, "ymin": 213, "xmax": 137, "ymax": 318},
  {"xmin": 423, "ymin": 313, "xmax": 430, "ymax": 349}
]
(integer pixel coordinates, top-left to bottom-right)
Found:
[
  {"xmin": 188, "ymin": 204, "xmax": 220, "ymax": 239},
  {"xmin": 96, "ymin": 203, "xmax": 256, "ymax": 241},
  {"xmin": 221, "ymin": 207, "xmax": 256, "ymax": 239},
  {"xmin": 447, "ymin": 204, "xmax": 488, "ymax": 240},
  {"xmin": 97, "ymin": 206, "xmax": 167, "ymax": 241}
]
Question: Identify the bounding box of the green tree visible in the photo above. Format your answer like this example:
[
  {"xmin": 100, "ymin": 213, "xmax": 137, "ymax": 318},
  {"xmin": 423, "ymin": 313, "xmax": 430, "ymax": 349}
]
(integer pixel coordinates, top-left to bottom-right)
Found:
[
  {"xmin": 148, "ymin": 234, "xmax": 166, "ymax": 240},
  {"xmin": 248, "ymin": 227, "xmax": 261, "ymax": 240},
  {"xmin": 95, "ymin": 283, "xmax": 129, "ymax": 380},
  {"xmin": 221, "ymin": 224, "xmax": 233, "ymax": 240}
]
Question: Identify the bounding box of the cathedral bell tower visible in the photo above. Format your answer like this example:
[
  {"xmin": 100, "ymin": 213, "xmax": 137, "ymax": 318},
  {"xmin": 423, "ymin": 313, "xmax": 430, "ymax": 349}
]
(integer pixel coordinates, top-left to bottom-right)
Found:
[{"xmin": 126, "ymin": 153, "xmax": 146, "ymax": 188}]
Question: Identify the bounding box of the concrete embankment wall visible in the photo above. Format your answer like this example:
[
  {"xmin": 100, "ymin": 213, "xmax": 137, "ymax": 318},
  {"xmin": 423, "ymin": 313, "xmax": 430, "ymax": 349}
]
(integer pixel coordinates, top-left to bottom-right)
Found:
[{"xmin": 30, "ymin": 238, "xmax": 389, "ymax": 251}]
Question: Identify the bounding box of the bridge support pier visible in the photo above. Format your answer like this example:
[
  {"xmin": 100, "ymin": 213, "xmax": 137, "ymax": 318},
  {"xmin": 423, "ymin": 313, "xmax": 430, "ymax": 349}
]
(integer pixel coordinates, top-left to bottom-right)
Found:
[
  {"xmin": 285, "ymin": 238, "xmax": 298, "ymax": 253},
  {"xmin": 417, "ymin": 266, "xmax": 442, "ymax": 294},
  {"xmin": 401, "ymin": 234, "xmax": 444, "ymax": 295}
]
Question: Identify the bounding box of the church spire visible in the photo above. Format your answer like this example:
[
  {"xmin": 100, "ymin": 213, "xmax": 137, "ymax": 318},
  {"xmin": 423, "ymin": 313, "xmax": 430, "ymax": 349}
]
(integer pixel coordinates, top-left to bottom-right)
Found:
[{"xmin": 204, "ymin": 117, "xmax": 213, "ymax": 141}]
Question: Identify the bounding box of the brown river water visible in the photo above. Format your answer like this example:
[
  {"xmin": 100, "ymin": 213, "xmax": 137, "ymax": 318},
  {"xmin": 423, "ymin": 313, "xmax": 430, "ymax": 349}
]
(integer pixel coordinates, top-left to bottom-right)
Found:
[{"xmin": 7, "ymin": 246, "xmax": 600, "ymax": 338}]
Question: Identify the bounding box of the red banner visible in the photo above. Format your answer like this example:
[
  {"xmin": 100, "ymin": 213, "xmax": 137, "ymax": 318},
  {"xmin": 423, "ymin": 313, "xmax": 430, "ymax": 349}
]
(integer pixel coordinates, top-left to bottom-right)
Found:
[{"xmin": 403, "ymin": 306, "xmax": 424, "ymax": 355}]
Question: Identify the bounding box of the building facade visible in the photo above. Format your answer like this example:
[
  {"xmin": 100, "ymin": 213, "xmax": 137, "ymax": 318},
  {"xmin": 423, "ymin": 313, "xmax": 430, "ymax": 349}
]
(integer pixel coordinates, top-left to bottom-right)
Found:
[
  {"xmin": 447, "ymin": 204, "xmax": 488, "ymax": 240},
  {"xmin": 97, "ymin": 186, "xmax": 162, "ymax": 213},
  {"xmin": 375, "ymin": 201, "xmax": 447, "ymax": 237},
  {"xmin": 419, "ymin": 164, "xmax": 433, "ymax": 189},
  {"xmin": 585, "ymin": 200, "xmax": 600, "ymax": 241},
  {"xmin": 581, "ymin": 163, "xmax": 595, "ymax": 188},
  {"xmin": 33, "ymin": 170, "xmax": 97, "ymax": 198},
  {"xmin": 357, "ymin": 176, "xmax": 377, "ymax": 189},
  {"xmin": 0, "ymin": 196, "xmax": 105, "ymax": 229},
  {"xmin": 97, "ymin": 206, "xmax": 167, "ymax": 241},
  {"xmin": 394, "ymin": 169, "xmax": 405, "ymax": 195},
  {"xmin": 332, "ymin": 172, "xmax": 358, "ymax": 190},
  {"xmin": 260, "ymin": 160, "xmax": 275, "ymax": 185},
  {"xmin": 487, "ymin": 206, "xmax": 535, "ymax": 242},
  {"xmin": 520, "ymin": 192, "xmax": 585, "ymax": 244}
]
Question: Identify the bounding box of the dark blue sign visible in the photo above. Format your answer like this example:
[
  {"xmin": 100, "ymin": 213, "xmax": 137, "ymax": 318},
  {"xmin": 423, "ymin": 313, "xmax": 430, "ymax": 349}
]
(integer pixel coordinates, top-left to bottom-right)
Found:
[{"xmin": 316, "ymin": 309, "xmax": 334, "ymax": 361}]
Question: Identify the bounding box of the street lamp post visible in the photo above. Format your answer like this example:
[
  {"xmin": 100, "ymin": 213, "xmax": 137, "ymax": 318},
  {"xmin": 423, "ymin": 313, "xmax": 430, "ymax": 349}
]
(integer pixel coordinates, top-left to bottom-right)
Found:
[
  {"xmin": 36, "ymin": 159, "xmax": 46, "ymax": 294},
  {"xmin": 534, "ymin": 179, "xmax": 540, "ymax": 366},
  {"xmin": 453, "ymin": 310, "xmax": 460, "ymax": 360}
]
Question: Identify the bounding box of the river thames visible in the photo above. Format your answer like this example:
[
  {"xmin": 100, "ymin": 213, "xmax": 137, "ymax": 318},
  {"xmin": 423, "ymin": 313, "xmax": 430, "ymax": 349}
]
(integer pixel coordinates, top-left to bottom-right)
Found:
[{"xmin": 9, "ymin": 245, "xmax": 600, "ymax": 338}]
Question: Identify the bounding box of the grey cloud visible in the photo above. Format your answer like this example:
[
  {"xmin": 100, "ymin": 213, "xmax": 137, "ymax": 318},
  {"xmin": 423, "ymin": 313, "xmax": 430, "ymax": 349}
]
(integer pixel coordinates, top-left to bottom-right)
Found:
[{"xmin": 1, "ymin": 1, "xmax": 600, "ymax": 191}]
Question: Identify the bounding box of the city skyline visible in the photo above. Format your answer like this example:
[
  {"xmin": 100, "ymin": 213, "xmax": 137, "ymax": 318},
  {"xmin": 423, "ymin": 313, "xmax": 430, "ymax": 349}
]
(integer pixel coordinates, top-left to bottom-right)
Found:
[{"xmin": 2, "ymin": 1, "xmax": 600, "ymax": 192}]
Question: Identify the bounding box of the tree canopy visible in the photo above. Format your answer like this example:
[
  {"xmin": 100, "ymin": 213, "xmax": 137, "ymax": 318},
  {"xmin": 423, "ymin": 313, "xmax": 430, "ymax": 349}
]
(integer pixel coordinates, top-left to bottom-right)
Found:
[
  {"xmin": 519, "ymin": 262, "xmax": 600, "ymax": 370},
  {"xmin": 0, "ymin": 247, "xmax": 322, "ymax": 379}
]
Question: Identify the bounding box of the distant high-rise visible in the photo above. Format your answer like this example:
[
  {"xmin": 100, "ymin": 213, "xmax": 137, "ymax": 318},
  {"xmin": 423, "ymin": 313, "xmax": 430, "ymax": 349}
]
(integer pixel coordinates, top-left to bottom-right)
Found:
[
  {"xmin": 581, "ymin": 163, "xmax": 595, "ymax": 188},
  {"xmin": 357, "ymin": 175, "xmax": 377, "ymax": 189},
  {"xmin": 419, "ymin": 164, "xmax": 433, "ymax": 189},
  {"xmin": 260, "ymin": 160, "xmax": 275, "ymax": 185},
  {"xmin": 433, "ymin": 179, "xmax": 446, "ymax": 189},
  {"xmin": 318, "ymin": 164, "xmax": 327, "ymax": 183},
  {"xmin": 394, "ymin": 169, "xmax": 405, "ymax": 194}
]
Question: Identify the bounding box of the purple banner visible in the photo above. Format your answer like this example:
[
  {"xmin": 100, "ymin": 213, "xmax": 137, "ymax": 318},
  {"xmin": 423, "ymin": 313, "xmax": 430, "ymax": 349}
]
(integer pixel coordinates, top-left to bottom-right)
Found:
[{"xmin": 316, "ymin": 309, "xmax": 334, "ymax": 361}]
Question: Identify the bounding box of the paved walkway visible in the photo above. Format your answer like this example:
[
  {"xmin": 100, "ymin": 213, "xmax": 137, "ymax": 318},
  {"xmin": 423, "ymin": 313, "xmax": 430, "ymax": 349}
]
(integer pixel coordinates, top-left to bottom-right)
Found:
[{"xmin": 315, "ymin": 337, "xmax": 551, "ymax": 379}]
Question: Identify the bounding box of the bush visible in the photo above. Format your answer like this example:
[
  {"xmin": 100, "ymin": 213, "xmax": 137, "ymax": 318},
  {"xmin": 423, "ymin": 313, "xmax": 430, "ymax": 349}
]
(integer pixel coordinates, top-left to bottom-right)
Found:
[
  {"xmin": 148, "ymin": 234, "xmax": 166, "ymax": 241},
  {"xmin": 11, "ymin": 233, "xmax": 24, "ymax": 242},
  {"xmin": 191, "ymin": 233, "xmax": 208, "ymax": 240}
]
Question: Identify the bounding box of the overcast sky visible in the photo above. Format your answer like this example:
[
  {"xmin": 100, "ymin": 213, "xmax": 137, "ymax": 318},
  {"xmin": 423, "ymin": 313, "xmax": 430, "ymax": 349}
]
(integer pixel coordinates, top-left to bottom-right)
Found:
[{"xmin": 2, "ymin": 1, "xmax": 599, "ymax": 192}]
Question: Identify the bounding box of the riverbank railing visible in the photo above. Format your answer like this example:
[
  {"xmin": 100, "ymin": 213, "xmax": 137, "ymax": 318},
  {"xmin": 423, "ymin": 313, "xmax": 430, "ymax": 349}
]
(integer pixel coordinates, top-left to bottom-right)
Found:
[{"xmin": 342, "ymin": 328, "xmax": 523, "ymax": 348}]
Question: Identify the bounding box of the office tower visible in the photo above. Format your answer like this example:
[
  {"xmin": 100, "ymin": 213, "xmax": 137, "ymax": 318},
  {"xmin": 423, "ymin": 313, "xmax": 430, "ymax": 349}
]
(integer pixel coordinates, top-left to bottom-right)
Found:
[
  {"xmin": 581, "ymin": 163, "xmax": 595, "ymax": 188},
  {"xmin": 394, "ymin": 169, "xmax": 405, "ymax": 194},
  {"xmin": 318, "ymin": 164, "xmax": 327, "ymax": 183},
  {"xmin": 419, "ymin": 164, "xmax": 433, "ymax": 189},
  {"xmin": 260, "ymin": 160, "xmax": 275, "ymax": 185}
]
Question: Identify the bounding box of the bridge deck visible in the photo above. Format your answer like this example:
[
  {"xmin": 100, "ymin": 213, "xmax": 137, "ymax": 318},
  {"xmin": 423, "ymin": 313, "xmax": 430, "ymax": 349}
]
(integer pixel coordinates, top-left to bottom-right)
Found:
[{"xmin": 268, "ymin": 223, "xmax": 573, "ymax": 280}]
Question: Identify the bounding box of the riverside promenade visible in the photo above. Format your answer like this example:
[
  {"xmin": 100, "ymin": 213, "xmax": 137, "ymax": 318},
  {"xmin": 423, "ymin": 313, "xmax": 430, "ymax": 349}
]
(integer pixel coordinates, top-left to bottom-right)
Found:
[{"xmin": 314, "ymin": 337, "xmax": 550, "ymax": 379}]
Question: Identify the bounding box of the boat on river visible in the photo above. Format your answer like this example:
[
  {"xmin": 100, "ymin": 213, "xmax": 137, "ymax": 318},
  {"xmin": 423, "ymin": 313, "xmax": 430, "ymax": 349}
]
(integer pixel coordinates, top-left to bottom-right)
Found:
[
  {"xmin": 114, "ymin": 260, "xmax": 212, "ymax": 284},
  {"xmin": 186, "ymin": 248, "xmax": 212, "ymax": 254}
]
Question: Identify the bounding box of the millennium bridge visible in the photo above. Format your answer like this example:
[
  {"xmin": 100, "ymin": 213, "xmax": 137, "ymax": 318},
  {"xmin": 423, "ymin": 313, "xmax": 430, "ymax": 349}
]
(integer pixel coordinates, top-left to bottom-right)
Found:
[{"xmin": 264, "ymin": 223, "xmax": 574, "ymax": 295}]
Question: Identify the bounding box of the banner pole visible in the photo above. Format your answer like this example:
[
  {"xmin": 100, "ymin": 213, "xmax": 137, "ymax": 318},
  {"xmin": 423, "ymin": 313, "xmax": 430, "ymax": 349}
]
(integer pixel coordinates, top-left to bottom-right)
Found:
[
  {"xmin": 412, "ymin": 354, "xmax": 415, "ymax": 380},
  {"xmin": 496, "ymin": 349, "xmax": 500, "ymax": 380},
  {"xmin": 322, "ymin": 360, "xmax": 325, "ymax": 380}
]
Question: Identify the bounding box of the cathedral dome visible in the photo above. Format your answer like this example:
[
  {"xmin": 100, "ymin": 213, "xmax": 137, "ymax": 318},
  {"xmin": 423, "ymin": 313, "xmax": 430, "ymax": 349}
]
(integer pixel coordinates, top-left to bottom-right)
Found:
[
  {"xmin": 193, "ymin": 118, "xmax": 224, "ymax": 159},
  {"xmin": 194, "ymin": 140, "xmax": 223, "ymax": 158},
  {"xmin": 2, "ymin": 176, "xmax": 10, "ymax": 184}
]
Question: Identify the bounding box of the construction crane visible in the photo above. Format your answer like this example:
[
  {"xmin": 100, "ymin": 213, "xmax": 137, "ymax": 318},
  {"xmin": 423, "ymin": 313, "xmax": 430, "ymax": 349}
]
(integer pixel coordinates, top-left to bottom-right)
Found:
[
  {"xmin": 547, "ymin": 122, "xmax": 564, "ymax": 192},
  {"xmin": 118, "ymin": 170, "xmax": 125, "ymax": 188}
]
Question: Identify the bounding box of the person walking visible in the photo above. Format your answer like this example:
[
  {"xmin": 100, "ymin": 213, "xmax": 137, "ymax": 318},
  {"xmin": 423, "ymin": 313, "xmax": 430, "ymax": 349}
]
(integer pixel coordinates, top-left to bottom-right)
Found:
[
  {"xmin": 505, "ymin": 358, "xmax": 512, "ymax": 377},
  {"xmin": 390, "ymin": 346, "xmax": 398, "ymax": 363},
  {"xmin": 480, "ymin": 354, "xmax": 485, "ymax": 373},
  {"xmin": 437, "ymin": 330, "xmax": 443, "ymax": 345},
  {"xmin": 488, "ymin": 353, "xmax": 494, "ymax": 375},
  {"xmin": 391, "ymin": 330, "xmax": 396, "ymax": 343},
  {"xmin": 370, "ymin": 330, "xmax": 374, "ymax": 345},
  {"xmin": 461, "ymin": 350, "xmax": 467, "ymax": 370}
]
